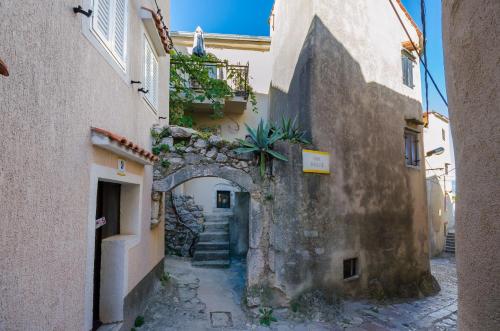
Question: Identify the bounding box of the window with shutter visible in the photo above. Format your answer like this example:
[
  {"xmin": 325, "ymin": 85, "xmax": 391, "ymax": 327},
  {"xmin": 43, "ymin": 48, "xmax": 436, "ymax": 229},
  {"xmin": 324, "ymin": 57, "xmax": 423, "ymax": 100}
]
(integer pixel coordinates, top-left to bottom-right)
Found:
[
  {"xmin": 91, "ymin": 0, "xmax": 128, "ymax": 70},
  {"xmin": 402, "ymin": 51, "xmax": 415, "ymax": 88},
  {"xmin": 113, "ymin": 0, "xmax": 127, "ymax": 62},
  {"xmin": 143, "ymin": 37, "xmax": 159, "ymax": 112}
]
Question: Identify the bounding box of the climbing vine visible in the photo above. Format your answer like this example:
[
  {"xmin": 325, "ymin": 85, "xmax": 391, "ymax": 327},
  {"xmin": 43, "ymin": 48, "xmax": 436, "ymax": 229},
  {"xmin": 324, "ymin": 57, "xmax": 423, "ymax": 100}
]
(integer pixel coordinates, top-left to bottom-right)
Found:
[{"xmin": 169, "ymin": 51, "xmax": 258, "ymax": 127}]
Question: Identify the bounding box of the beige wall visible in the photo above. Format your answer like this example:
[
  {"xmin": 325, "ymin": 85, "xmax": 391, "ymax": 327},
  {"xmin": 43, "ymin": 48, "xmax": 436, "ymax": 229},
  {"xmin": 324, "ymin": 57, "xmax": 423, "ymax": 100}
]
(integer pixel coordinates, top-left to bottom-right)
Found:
[
  {"xmin": 0, "ymin": 0, "xmax": 169, "ymax": 329},
  {"xmin": 442, "ymin": 1, "xmax": 500, "ymax": 329}
]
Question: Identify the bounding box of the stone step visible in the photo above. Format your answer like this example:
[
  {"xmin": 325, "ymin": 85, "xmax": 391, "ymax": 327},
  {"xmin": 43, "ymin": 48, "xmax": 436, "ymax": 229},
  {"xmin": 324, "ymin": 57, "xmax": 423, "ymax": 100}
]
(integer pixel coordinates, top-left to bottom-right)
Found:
[
  {"xmin": 198, "ymin": 232, "xmax": 229, "ymax": 242},
  {"xmin": 204, "ymin": 221, "xmax": 229, "ymax": 231},
  {"xmin": 192, "ymin": 259, "xmax": 230, "ymax": 268},
  {"xmin": 195, "ymin": 241, "xmax": 230, "ymax": 251},
  {"xmin": 204, "ymin": 215, "xmax": 231, "ymax": 222},
  {"xmin": 193, "ymin": 250, "xmax": 230, "ymax": 261}
]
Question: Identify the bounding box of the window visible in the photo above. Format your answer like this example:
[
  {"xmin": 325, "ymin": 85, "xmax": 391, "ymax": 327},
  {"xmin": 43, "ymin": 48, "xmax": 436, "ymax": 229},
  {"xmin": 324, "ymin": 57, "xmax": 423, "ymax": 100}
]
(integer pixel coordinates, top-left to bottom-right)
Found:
[
  {"xmin": 402, "ymin": 51, "xmax": 415, "ymax": 88},
  {"xmin": 442, "ymin": 128, "xmax": 446, "ymax": 141},
  {"xmin": 216, "ymin": 191, "xmax": 231, "ymax": 209},
  {"xmin": 405, "ymin": 130, "xmax": 420, "ymax": 167},
  {"xmin": 91, "ymin": 0, "xmax": 128, "ymax": 69},
  {"xmin": 143, "ymin": 38, "xmax": 159, "ymax": 111},
  {"xmin": 343, "ymin": 258, "xmax": 358, "ymax": 280}
]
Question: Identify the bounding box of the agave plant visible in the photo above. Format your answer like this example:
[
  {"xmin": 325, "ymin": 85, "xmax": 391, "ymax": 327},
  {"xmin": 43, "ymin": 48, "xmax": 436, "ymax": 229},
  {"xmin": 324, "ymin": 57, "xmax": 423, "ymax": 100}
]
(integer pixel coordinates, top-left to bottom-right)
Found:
[
  {"xmin": 279, "ymin": 115, "xmax": 311, "ymax": 145},
  {"xmin": 235, "ymin": 119, "xmax": 288, "ymax": 177}
]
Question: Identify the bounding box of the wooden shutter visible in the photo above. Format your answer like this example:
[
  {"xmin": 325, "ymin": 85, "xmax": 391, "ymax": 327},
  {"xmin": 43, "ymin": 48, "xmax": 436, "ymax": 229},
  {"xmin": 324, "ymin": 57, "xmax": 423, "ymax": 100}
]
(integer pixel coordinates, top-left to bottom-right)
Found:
[
  {"xmin": 144, "ymin": 39, "xmax": 159, "ymax": 111},
  {"xmin": 93, "ymin": 0, "xmax": 112, "ymax": 42},
  {"xmin": 113, "ymin": 0, "xmax": 127, "ymax": 62}
]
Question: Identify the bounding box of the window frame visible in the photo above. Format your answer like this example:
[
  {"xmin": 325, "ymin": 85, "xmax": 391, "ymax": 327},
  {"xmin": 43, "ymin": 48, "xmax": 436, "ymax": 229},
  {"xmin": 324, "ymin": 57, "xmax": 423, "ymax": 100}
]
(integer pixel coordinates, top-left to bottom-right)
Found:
[
  {"xmin": 402, "ymin": 50, "xmax": 415, "ymax": 88},
  {"xmin": 343, "ymin": 258, "xmax": 359, "ymax": 280},
  {"xmin": 216, "ymin": 190, "xmax": 231, "ymax": 209},
  {"xmin": 142, "ymin": 35, "xmax": 159, "ymax": 113},
  {"xmin": 90, "ymin": 0, "xmax": 129, "ymax": 72},
  {"xmin": 404, "ymin": 129, "xmax": 421, "ymax": 169}
]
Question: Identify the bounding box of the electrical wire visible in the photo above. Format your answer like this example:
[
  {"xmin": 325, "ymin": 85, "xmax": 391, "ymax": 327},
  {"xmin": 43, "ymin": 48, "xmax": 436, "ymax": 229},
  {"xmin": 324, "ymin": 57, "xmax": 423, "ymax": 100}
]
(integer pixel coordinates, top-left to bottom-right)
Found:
[
  {"xmin": 420, "ymin": 0, "xmax": 430, "ymax": 122},
  {"xmin": 387, "ymin": 0, "xmax": 448, "ymax": 108}
]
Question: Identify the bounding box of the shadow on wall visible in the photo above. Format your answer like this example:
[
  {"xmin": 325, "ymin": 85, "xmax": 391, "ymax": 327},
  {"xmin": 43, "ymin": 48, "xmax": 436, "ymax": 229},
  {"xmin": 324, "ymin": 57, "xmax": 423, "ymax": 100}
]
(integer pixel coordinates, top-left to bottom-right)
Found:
[
  {"xmin": 269, "ymin": 15, "xmax": 437, "ymax": 299},
  {"xmin": 426, "ymin": 176, "xmax": 453, "ymax": 257}
]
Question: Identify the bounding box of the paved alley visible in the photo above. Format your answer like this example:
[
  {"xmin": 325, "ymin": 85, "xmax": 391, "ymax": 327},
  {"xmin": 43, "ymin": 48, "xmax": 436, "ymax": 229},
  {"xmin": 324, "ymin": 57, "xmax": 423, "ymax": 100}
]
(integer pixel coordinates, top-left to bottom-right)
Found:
[{"xmin": 136, "ymin": 255, "xmax": 457, "ymax": 330}]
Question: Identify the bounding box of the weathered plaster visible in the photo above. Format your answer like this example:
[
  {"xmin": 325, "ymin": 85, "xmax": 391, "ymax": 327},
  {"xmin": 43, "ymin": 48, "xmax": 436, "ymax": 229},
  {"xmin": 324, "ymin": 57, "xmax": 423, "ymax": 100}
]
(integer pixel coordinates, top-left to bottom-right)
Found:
[
  {"xmin": 267, "ymin": 0, "xmax": 433, "ymax": 300},
  {"xmin": 442, "ymin": 1, "xmax": 500, "ymax": 329}
]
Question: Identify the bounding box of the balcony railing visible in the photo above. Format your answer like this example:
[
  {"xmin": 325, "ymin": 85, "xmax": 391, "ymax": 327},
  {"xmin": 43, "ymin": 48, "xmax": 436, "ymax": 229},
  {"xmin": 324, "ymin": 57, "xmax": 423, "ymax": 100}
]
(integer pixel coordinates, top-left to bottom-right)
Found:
[{"xmin": 171, "ymin": 60, "xmax": 250, "ymax": 99}]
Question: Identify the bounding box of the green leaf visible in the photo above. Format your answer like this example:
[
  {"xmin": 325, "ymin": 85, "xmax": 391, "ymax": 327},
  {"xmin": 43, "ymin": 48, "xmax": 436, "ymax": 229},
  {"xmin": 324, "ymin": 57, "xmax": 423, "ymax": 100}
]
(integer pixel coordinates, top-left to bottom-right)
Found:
[
  {"xmin": 267, "ymin": 149, "xmax": 288, "ymax": 162},
  {"xmin": 234, "ymin": 147, "xmax": 259, "ymax": 154}
]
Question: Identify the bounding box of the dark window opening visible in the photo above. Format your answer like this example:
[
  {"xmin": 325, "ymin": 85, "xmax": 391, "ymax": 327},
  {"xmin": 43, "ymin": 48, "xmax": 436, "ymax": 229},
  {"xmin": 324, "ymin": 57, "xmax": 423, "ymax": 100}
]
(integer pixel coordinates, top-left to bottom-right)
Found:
[
  {"xmin": 405, "ymin": 129, "xmax": 420, "ymax": 167},
  {"xmin": 343, "ymin": 258, "xmax": 358, "ymax": 279},
  {"xmin": 217, "ymin": 191, "xmax": 231, "ymax": 209},
  {"xmin": 402, "ymin": 51, "xmax": 415, "ymax": 88},
  {"xmin": 442, "ymin": 128, "xmax": 446, "ymax": 141}
]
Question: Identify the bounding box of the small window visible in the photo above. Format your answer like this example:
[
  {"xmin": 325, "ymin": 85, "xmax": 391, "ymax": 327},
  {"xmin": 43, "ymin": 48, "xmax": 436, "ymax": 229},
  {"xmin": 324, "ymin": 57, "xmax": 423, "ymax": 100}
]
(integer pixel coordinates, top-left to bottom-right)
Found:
[
  {"xmin": 216, "ymin": 191, "xmax": 231, "ymax": 209},
  {"xmin": 402, "ymin": 51, "xmax": 415, "ymax": 88},
  {"xmin": 343, "ymin": 258, "xmax": 358, "ymax": 279},
  {"xmin": 143, "ymin": 37, "xmax": 159, "ymax": 111},
  {"xmin": 442, "ymin": 128, "xmax": 446, "ymax": 141},
  {"xmin": 404, "ymin": 129, "xmax": 420, "ymax": 167},
  {"xmin": 91, "ymin": 0, "xmax": 128, "ymax": 70}
]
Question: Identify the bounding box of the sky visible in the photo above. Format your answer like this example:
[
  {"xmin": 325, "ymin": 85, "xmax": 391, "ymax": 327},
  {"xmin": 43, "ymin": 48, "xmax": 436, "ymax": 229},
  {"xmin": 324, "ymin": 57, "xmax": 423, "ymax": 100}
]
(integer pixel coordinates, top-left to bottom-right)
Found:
[{"xmin": 171, "ymin": 0, "xmax": 448, "ymax": 115}]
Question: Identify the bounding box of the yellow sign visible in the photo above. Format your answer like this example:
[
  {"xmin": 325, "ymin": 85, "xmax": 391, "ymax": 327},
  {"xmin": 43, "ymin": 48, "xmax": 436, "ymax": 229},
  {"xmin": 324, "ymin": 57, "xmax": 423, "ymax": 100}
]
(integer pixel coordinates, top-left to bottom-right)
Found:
[
  {"xmin": 117, "ymin": 159, "xmax": 126, "ymax": 176},
  {"xmin": 302, "ymin": 149, "xmax": 330, "ymax": 174}
]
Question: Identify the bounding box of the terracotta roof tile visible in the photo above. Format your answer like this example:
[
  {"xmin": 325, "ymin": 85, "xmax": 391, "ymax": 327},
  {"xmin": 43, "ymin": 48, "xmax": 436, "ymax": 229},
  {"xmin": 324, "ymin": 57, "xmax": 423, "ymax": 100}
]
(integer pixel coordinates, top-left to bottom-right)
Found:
[
  {"xmin": 395, "ymin": 0, "xmax": 423, "ymax": 39},
  {"xmin": 141, "ymin": 6, "xmax": 174, "ymax": 53},
  {"xmin": 91, "ymin": 127, "xmax": 159, "ymax": 162}
]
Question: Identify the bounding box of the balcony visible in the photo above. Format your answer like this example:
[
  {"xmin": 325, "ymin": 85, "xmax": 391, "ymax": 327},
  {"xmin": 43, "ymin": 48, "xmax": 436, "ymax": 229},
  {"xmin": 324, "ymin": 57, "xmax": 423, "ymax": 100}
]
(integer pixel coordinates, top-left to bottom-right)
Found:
[{"xmin": 171, "ymin": 60, "xmax": 250, "ymax": 114}]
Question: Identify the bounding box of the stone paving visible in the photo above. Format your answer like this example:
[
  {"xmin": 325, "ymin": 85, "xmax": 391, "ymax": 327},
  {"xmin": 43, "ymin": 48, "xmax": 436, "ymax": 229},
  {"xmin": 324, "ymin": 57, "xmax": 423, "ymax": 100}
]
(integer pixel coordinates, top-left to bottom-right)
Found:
[{"xmin": 135, "ymin": 255, "xmax": 457, "ymax": 331}]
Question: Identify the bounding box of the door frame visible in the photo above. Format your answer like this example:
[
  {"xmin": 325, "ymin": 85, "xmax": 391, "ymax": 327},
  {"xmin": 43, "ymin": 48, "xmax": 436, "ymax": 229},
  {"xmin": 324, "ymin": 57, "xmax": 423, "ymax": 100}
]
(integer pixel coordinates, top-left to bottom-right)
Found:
[{"xmin": 84, "ymin": 164, "xmax": 143, "ymax": 330}]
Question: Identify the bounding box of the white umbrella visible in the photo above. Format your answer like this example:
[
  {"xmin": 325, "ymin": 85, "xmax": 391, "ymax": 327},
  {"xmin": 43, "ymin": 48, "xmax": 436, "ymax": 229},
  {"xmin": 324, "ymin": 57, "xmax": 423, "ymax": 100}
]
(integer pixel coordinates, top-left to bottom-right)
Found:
[{"xmin": 192, "ymin": 26, "xmax": 206, "ymax": 57}]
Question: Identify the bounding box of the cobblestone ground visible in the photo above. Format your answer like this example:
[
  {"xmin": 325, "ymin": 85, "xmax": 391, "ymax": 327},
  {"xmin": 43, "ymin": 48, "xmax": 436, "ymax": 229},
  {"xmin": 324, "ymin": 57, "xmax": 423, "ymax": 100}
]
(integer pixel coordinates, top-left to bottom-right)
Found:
[{"xmin": 136, "ymin": 255, "xmax": 457, "ymax": 331}]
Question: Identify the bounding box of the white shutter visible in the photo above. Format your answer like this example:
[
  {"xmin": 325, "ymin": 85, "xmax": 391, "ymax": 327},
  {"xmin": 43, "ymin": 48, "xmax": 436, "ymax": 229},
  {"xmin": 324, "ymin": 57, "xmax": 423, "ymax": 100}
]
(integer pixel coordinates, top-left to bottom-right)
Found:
[
  {"xmin": 152, "ymin": 55, "xmax": 159, "ymax": 109},
  {"xmin": 144, "ymin": 38, "xmax": 159, "ymax": 111},
  {"xmin": 93, "ymin": 0, "xmax": 112, "ymax": 42},
  {"xmin": 113, "ymin": 0, "xmax": 127, "ymax": 62}
]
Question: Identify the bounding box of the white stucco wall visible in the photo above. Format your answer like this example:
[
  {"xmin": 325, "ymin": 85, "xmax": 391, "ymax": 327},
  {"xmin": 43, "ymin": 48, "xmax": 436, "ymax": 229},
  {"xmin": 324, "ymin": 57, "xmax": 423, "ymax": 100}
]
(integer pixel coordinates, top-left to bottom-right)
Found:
[
  {"xmin": 0, "ymin": 1, "xmax": 169, "ymax": 329},
  {"xmin": 424, "ymin": 113, "xmax": 456, "ymax": 233}
]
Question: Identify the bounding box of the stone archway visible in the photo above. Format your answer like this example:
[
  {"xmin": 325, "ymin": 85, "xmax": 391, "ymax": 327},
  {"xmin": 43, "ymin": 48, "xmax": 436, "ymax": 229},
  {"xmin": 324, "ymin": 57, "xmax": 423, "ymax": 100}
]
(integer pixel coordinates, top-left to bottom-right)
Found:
[{"xmin": 151, "ymin": 126, "xmax": 270, "ymax": 295}]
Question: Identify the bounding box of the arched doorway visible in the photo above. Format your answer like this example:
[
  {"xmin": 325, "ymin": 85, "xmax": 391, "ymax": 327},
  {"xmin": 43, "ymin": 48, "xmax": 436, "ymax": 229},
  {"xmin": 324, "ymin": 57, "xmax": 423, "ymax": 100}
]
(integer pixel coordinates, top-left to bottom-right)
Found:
[{"xmin": 153, "ymin": 164, "xmax": 267, "ymax": 290}]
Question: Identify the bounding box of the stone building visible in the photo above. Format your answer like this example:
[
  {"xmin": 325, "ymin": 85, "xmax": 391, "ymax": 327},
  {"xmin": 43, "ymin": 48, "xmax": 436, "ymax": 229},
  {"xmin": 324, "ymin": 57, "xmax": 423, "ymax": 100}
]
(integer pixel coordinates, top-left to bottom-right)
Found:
[
  {"xmin": 266, "ymin": 0, "xmax": 435, "ymax": 300},
  {"xmin": 423, "ymin": 112, "xmax": 456, "ymax": 256},
  {"xmin": 0, "ymin": 1, "xmax": 170, "ymax": 330}
]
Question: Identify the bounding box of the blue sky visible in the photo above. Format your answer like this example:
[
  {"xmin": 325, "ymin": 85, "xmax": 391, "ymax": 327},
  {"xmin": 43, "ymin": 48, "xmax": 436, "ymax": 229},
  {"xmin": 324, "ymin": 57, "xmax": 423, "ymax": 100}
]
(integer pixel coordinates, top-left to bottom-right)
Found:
[{"xmin": 171, "ymin": 0, "xmax": 448, "ymax": 115}]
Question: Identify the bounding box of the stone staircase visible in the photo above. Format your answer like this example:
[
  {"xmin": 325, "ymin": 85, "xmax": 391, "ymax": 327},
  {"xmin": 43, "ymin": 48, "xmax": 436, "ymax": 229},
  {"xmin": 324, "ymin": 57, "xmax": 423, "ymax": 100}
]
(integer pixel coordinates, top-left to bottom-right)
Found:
[
  {"xmin": 192, "ymin": 214, "xmax": 230, "ymax": 268},
  {"xmin": 445, "ymin": 232, "xmax": 456, "ymax": 254}
]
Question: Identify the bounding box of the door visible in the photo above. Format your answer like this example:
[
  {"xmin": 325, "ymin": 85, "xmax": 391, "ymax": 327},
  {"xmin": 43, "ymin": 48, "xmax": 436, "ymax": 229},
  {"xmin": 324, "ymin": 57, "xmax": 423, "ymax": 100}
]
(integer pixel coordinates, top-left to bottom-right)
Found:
[{"xmin": 93, "ymin": 181, "xmax": 121, "ymax": 330}]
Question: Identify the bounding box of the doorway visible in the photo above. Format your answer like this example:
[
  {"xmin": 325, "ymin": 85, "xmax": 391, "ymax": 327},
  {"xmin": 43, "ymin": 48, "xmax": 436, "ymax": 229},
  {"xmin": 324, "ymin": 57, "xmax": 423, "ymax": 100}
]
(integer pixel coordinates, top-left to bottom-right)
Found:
[{"xmin": 93, "ymin": 181, "xmax": 121, "ymax": 330}]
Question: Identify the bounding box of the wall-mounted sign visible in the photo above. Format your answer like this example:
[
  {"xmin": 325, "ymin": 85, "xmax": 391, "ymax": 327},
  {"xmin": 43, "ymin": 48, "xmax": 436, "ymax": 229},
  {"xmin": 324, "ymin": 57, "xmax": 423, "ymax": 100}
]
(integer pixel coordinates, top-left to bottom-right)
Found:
[
  {"xmin": 96, "ymin": 217, "xmax": 106, "ymax": 229},
  {"xmin": 302, "ymin": 149, "xmax": 330, "ymax": 174},
  {"xmin": 117, "ymin": 159, "xmax": 126, "ymax": 176}
]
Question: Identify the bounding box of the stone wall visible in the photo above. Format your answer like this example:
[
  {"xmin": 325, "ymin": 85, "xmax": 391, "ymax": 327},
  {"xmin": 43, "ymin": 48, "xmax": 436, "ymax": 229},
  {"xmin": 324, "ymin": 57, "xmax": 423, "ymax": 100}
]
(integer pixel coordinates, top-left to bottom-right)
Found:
[{"xmin": 165, "ymin": 192, "xmax": 205, "ymax": 257}]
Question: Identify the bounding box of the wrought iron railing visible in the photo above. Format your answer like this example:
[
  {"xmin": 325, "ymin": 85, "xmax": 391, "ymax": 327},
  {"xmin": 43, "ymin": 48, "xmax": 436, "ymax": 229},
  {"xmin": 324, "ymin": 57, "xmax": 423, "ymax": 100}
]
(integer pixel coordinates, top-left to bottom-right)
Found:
[{"xmin": 171, "ymin": 60, "xmax": 250, "ymax": 99}]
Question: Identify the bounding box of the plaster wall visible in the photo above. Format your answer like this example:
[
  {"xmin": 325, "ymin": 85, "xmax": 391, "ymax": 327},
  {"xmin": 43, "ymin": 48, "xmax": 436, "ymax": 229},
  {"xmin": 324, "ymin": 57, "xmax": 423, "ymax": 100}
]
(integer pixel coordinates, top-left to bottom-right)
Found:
[
  {"xmin": 0, "ymin": 1, "xmax": 169, "ymax": 329},
  {"xmin": 442, "ymin": 1, "xmax": 500, "ymax": 329},
  {"xmin": 424, "ymin": 113, "xmax": 456, "ymax": 255},
  {"xmin": 173, "ymin": 177, "xmax": 241, "ymax": 215},
  {"xmin": 268, "ymin": 0, "xmax": 432, "ymax": 299}
]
